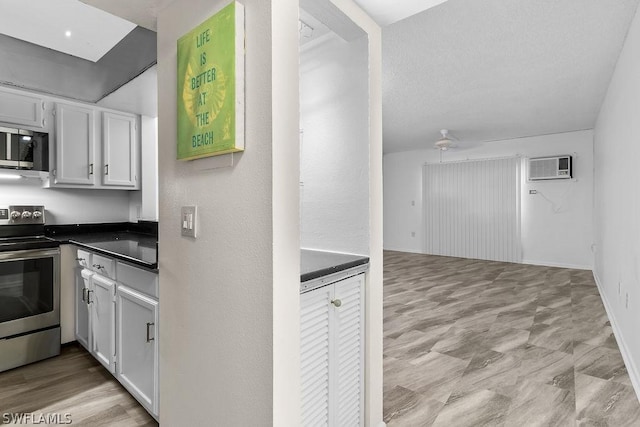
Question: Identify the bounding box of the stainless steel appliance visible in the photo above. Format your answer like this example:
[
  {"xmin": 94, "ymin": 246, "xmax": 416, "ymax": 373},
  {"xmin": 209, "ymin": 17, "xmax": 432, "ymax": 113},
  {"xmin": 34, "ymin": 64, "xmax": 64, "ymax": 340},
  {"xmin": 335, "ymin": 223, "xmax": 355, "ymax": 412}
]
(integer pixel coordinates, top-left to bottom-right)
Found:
[
  {"xmin": 0, "ymin": 205, "xmax": 60, "ymax": 372},
  {"xmin": 0, "ymin": 127, "xmax": 49, "ymax": 171}
]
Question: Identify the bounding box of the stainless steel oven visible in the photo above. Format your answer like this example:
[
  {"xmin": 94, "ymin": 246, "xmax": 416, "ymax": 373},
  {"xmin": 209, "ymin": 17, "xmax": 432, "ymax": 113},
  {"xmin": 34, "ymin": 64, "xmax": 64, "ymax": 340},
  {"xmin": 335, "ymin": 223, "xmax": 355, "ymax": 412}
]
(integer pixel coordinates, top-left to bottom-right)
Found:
[{"xmin": 0, "ymin": 205, "xmax": 60, "ymax": 372}]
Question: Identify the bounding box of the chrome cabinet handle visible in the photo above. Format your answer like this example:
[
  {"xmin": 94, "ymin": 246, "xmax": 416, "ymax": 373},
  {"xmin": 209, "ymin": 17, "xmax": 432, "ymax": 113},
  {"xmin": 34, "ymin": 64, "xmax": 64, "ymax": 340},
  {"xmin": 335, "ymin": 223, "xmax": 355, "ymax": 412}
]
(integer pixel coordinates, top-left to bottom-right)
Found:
[
  {"xmin": 105, "ymin": 164, "xmax": 109, "ymax": 175},
  {"xmin": 331, "ymin": 299, "xmax": 342, "ymax": 308},
  {"xmin": 92, "ymin": 264, "xmax": 104, "ymax": 270},
  {"xmin": 89, "ymin": 163, "xmax": 94, "ymax": 175},
  {"xmin": 76, "ymin": 257, "xmax": 85, "ymax": 263},
  {"xmin": 81, "ymin": 288, "xmax": 87, "ymax": 302},
  {"xmin": 86, "ymin": 289, "xmax": 93, "ymax": 305},
  {"xmin": 146, "ymin": 322, "xmax": 155, "ymax": 342}
]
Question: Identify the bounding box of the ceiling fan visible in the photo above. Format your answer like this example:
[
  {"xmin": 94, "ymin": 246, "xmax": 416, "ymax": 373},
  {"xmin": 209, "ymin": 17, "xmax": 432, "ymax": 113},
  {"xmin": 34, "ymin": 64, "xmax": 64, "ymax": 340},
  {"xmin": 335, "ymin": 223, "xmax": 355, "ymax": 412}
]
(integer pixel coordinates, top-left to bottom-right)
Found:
[{"xmin": 434, "ymin": 129, "xmax": 456, "ymax": 151}]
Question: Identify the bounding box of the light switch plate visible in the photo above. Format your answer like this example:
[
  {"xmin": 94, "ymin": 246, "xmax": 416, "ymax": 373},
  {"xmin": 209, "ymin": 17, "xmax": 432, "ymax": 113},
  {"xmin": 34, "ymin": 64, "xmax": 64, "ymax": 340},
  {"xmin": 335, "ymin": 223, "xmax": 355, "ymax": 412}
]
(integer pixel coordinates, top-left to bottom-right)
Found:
[{"xmin": 181, "ymin": 206, "xmax": 197, "ymax": 238}]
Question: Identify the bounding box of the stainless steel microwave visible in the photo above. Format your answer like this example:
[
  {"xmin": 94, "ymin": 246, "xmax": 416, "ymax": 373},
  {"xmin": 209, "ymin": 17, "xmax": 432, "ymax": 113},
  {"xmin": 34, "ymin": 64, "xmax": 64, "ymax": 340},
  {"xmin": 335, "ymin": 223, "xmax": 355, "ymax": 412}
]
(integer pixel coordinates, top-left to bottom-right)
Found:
[{"xmin": 0, "ymin": 126, "xmax": 48, "ymax": 171}]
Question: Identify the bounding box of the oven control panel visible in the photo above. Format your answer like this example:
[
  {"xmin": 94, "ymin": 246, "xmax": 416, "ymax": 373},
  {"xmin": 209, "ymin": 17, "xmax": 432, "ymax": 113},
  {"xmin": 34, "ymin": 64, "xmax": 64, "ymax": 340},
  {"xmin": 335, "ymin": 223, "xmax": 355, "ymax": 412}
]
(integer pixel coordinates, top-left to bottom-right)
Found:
[{"xmin": 5, "ymin": 206, "xmax": 45, "ymax": 225}]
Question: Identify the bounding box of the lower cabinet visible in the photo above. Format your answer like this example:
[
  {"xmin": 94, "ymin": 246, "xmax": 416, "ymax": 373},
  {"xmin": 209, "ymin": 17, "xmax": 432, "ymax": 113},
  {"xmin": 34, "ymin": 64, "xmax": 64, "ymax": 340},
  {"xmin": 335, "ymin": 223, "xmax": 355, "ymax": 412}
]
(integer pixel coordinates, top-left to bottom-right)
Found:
[
  {"xmin": 91, "ymin": 273, "xmax": 116, "ymax": 373},
  {"xmin": 76, "ymin": 269, "xmax": 116, "ymax": 373},
  {"xmin": 75, "ymin": 268, "xmax": 91, "ymax": 351},
  {"xmin": 116, "ymin": 285, "xmax": 159, "ymax": 416},
  {"xmin": 74, "ymin": 250, "xmax": 159, "ymax": 419},
  {"xmin": 300, "ymin": 273, "xmax": 365, "ymax": 427}
]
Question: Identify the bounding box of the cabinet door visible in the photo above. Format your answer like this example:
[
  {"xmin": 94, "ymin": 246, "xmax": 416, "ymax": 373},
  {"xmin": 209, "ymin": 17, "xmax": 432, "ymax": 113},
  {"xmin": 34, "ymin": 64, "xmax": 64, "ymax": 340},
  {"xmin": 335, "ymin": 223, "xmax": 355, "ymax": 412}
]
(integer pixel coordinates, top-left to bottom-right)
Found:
[
  {"xmin": 55, "ymin": 103, "xmax": 95, "ymax": 185},
  {"xmin": 116, "ymin": 285, "xmax": 159, "ymax": 416},
  {"xmin": 102, "ymin": 111, "xmax": 137, "ymax": 187},
  {"xmin": 300, "ymin": 285, "xmax": 332, "ymax": 426},
  {"xmin": 75, "ymin": 268, "xmax": 92, "ymax": 351},
  {"xmin": 0, "ymin": 88, "xmax": 44, "ymax": 127},
  {"xmin": 90, "ymin": 274, "xmax": 116, "ymax": 373},
  {"xmin": 332, "ymin": 274, "xmax": 365, "ymax": 427}
]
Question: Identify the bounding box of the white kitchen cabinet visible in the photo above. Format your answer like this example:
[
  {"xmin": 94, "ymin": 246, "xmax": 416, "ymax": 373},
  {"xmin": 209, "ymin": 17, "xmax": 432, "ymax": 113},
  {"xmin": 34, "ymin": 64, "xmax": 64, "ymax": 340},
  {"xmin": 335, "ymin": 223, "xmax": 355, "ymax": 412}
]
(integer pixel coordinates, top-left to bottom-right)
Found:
[
  {"xmin": 90, "ymin": 273, "xmax": 116, "ymax": 374},
  {"xmin": 102, "ymin": 111, "xmax": 137, "ymax": 187},
  {"xmin": 74, "ymin": 248, "xmax": 159, "ymax": 419},
  {"xmin": 52, "ymin": 102, "xmax": 139, "ymax": 190},
  {"xmin": 0, "ymin": 87, "xmax": 44, "ymax": 128},
  {"xmin": 300, "ymin": 273, "xmax": 365, "ymax": 427},
  {"xmin": 116, "ymin": 285, "xmax": 159, "ymax": 416},
  {"xmin": 75, "ymin": 268, "xmax": 92, "ymax": 351},
  {"xmin": 54, "ymin": 103, "xmax": 95, "ymax": 185}
]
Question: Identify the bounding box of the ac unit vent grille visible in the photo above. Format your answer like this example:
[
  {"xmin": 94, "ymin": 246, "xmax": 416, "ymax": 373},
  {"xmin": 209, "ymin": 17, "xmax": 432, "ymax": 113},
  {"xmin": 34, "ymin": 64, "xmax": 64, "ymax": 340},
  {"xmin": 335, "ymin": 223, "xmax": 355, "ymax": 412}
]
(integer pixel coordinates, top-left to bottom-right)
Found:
[{"xmin": 528, "ymin": 156, "xmax": 572, "ymax": 180}]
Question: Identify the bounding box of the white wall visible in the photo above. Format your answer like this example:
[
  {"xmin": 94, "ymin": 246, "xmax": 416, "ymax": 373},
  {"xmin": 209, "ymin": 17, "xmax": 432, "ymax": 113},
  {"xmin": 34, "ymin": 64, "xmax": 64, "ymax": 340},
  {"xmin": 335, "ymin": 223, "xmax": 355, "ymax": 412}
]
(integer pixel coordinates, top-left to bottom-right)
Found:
[
  {"xmin": 157, "ymin": 0, "xmax": 300, "ymax": 425},
  {"xmin": 128, "ymin": 115, "xmax": 159, "ymax": 222},
  {"xmin": 0, "ymin": 181, "xmax": 131, "ymax": 224},
  {"xmin": 593, "ymin": 3, "xmax": 640, "ymax": 398},
  {"xmin": 158, "ymin": 0, "xmax": 383, "ymax": 425},
  {"xmin": 300, "ymin": 32, "xmax": 369, "ymax": 255},
  {"xmin": 384, "ymin": 130, "xmax": 594, "ymax": 269}
]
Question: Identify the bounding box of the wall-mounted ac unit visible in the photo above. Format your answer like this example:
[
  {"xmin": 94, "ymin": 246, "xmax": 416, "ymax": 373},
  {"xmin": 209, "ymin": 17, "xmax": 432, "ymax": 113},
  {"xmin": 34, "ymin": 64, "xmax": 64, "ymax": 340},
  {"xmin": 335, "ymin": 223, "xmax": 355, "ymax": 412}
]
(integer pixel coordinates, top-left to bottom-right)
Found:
[{"xmin": 528, "ymin": 155, "xmax": 572, "ymax": 180}]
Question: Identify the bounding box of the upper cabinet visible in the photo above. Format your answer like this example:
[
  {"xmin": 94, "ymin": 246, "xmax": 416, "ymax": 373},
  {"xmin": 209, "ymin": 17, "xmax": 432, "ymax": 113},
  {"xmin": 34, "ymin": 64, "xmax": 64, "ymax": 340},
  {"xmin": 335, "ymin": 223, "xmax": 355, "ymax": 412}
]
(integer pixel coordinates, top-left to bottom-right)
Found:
[
  {"xmin": 55, "ymin": 103, "xmax": 95, "ymax": 185},
  {"xmin": 51, "ymin": 103, "xmax": 139, "ymax": 190},
  {"xmin": 102, "ymin": 112, "xmax": 137, "ymax": 188},
  {"xmin": 0, "ymin": 87, "xmax": 44, "ymax": 128}
]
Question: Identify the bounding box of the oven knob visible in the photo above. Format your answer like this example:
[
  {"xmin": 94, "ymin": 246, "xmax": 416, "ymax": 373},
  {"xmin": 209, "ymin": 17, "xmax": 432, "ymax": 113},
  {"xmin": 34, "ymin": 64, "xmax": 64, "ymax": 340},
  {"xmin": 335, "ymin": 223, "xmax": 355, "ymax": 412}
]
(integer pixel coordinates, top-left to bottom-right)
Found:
[
  {"xmin": 32, "ymin": 211, "xmax": 43, "ymax": 219},
  {"xmin": 21, "ymin": 211, "xmax": 32, "ymax": 219},
  {"xmin": 10, "ymin": 211, "xmax": 21, "ymax": 220}
]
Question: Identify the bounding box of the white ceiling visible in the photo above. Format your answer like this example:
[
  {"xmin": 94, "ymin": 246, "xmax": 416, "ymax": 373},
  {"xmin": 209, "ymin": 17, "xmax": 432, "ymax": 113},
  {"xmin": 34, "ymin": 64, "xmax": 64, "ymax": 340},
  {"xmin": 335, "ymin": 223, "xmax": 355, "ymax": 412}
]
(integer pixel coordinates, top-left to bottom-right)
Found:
[
  {"xmin": 353, "ymin": 0, "xmax": 449, "ymax": 26},
  {"xmin": 0, "ymin": 0, "xmax": 135, "ymax": 62},
  {"xmin": 5, "ymin": 0, "xmax": 637, "ymax": 148},
  {"xmin": 79, "ymin": 0, "xmax": 174, "ymax": 32},
  {"xmin": 383, "ymin": 0, "xmax": 640, "ymax": 153}
]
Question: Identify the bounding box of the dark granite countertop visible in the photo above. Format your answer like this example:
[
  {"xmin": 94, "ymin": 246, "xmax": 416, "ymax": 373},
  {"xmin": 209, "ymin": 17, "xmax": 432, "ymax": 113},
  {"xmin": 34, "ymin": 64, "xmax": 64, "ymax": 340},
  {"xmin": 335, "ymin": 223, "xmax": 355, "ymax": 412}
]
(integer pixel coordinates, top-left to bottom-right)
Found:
[
  {"xmin": 46, "ymin": 222, "xmax": 158, "ymax": 270},
  {"xmin": 301, "ymin": 249, "xmax": 369, "ymax": 282}
]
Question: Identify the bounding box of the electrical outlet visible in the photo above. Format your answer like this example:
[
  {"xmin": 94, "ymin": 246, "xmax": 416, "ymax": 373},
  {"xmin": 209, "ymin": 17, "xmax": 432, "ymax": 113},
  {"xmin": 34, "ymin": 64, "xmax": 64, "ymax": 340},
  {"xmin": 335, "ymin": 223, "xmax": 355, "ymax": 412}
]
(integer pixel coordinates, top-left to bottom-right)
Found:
[
  {"xmin": 411, "ymin": 200, "xmax": 415, "ymax": 206},
  {"xmin": 411, "ymin": 231, "xmax": 416, "ymax": 238},
  {"xmin": 529, "ymin": 190, "xmax": 537, "ymax": 194},
  {"xmin": 181, "ymin": 206, "xmax": 197, "ymax": 238}
]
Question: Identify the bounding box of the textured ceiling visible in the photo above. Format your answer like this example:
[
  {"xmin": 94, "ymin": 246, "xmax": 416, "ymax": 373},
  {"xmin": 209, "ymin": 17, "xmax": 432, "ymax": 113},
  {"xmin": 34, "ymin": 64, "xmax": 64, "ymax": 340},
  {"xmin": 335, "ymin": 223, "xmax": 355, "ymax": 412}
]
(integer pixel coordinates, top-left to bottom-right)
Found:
[{"xmin": 382, "ymin": 0, "xmax": 640, "ymax": 153}]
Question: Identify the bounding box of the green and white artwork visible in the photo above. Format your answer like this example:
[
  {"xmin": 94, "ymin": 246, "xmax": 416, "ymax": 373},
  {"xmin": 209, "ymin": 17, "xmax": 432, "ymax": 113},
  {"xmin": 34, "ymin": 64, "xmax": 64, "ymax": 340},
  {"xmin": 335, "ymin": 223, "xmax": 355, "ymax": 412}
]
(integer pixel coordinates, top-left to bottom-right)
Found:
[{"xmin": 177, "ymin": 1, "xmax": 244, "ymax": 160}]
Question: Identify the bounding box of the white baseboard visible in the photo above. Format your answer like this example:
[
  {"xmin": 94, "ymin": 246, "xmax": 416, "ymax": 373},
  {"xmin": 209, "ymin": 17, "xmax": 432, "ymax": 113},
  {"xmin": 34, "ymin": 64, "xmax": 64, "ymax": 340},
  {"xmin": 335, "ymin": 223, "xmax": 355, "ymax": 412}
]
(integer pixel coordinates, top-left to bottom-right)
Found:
[
  {"xmin": 382, "ymin": 246, "xmax": 423, "ymax": 254},
  {"xmin": 593, "ymin": 271, "xmax": 640, "ymax": 403},
  {"xmin": 521, "ymin": 259, "xmax": 592, "ymax": 270}
]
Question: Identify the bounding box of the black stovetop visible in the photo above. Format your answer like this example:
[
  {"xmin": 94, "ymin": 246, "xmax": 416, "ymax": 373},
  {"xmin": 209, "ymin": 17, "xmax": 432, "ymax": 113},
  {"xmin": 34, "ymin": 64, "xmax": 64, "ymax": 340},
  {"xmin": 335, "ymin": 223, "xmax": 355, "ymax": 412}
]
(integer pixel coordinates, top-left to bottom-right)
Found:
[{"xmin": 0, "ymin": 225, "xmax": 60, "ymax": 252}]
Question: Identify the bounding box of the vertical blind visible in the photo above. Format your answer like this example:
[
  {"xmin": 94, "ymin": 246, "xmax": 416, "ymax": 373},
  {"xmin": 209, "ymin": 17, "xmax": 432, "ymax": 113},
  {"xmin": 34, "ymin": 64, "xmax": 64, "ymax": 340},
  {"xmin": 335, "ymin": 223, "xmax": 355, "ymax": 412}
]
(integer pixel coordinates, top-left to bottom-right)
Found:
[{"xmin": 423, "ymin": 157, "xmax": 521, "ymax": 263}]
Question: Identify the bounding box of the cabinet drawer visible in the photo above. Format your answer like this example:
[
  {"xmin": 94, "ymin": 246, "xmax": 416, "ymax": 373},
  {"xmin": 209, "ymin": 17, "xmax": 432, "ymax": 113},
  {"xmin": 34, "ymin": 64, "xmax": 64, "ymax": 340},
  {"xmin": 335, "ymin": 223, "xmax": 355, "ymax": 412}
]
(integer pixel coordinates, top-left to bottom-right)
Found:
[
  {"xmin": 76, "ymin": 249, "xmax": 91, "ymax": 269},
  {"xmin": 117, "ymin": 262, "xmax": 158, "ymax": 299},
  {"xmin": 91, "ymin": 254, "xmax": 116, "ymax": 279}
]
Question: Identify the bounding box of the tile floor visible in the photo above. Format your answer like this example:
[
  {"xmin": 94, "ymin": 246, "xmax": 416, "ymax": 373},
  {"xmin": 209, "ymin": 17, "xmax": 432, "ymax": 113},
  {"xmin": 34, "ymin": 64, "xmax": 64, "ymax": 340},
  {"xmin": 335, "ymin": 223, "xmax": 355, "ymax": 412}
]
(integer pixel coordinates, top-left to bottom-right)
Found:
[{"xmin": 383, "ymin": 250, "xmax": 640, "ymax": 426}]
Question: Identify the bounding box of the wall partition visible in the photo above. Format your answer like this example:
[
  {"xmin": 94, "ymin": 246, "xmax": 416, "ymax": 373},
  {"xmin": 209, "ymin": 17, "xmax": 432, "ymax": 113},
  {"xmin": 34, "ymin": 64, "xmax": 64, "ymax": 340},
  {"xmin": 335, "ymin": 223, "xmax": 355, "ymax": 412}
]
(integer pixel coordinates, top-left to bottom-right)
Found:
[{"xmin": 423, "ymin": 157, "xmax": 521, "ymax": 263}]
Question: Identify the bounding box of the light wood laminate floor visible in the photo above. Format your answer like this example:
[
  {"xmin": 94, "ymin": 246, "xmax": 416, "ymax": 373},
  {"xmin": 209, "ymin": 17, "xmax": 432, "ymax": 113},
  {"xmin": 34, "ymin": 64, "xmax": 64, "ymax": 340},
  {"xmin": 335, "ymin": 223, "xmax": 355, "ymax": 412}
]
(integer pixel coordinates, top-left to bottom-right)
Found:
[
  {"xmin": 0, "ymin": 343, "xmax": 157, "ymax": 426},
  {"xmin": 384, "ymin": 250, "xmax": 640, "ymax": 426}
]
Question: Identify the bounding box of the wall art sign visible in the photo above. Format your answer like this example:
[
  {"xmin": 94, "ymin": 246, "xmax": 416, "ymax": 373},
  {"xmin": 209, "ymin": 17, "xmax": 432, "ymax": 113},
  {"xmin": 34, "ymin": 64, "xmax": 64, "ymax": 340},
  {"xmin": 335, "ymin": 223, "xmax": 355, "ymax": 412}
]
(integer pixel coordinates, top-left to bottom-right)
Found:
[{"xmin": 177, "ymin": 1, "xmax": 245, "ymax": 160}]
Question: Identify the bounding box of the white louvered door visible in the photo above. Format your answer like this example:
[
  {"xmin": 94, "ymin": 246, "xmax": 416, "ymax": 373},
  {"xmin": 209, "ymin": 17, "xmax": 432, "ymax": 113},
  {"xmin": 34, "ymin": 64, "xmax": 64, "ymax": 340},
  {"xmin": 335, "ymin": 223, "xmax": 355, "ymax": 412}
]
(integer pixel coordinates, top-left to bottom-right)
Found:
[
  {"xmin": 332, "ymin": 274, "xmax": 365, "ymax": 427},
  {"xmin": 301, "ymin": 284, "xmax": 332, "ymax": 426},
  {"xmin": 300, "ymin": 273, "xmax": 365, "ymax": 427}
]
